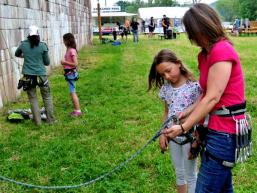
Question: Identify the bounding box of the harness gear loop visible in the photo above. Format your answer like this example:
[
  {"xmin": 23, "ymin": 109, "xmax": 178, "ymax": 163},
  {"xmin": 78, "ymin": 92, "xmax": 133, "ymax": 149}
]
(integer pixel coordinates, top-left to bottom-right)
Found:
[{"xmin": 202, "ymin": 101, "xmax": 252, "ymax": 165}]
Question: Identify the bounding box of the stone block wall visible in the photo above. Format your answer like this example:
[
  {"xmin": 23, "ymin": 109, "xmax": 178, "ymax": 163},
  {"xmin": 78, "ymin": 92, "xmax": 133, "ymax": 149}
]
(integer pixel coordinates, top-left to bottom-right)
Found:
[{"xmin": 0, "ymin": 0, "xmax": 92, "ymax": 108}]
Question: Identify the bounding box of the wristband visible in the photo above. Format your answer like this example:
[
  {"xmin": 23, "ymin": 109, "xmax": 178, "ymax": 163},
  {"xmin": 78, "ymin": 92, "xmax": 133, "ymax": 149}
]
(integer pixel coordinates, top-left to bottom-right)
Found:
[{"xmin": 180, "ymin": 124, "xmax": 186, "ymax": 134}]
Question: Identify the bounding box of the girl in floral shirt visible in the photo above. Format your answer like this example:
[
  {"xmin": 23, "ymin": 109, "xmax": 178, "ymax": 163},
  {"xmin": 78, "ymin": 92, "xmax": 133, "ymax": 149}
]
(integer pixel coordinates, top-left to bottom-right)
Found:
[{"xmin": 148, "ymin": 49, "xmax": 202, "ymax": 193}]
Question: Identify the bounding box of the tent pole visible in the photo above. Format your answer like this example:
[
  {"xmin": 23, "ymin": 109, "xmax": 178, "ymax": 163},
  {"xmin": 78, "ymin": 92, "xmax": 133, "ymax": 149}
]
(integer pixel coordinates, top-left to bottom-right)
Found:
[{"xmin": 97, "ymin": 0, "xmax": 102, "ymax": 41}]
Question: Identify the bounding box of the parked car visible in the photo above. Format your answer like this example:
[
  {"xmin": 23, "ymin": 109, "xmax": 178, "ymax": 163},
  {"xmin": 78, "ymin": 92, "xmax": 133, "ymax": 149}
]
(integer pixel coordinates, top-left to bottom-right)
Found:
[
  {"xmin": 93, "ymin": 24, "xmax": 116, "ymax": 35},
  {"xmin": 222, "ymin": 22, "xmax": 233, "ymax": 30},
  {"xmin": 102, "ymin": 26, "xmax": 114, "ymax": 35}
]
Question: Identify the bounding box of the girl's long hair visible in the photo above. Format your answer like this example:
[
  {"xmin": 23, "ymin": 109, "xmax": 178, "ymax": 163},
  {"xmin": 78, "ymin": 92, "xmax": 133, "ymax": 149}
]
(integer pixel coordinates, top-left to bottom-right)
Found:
[
  {"xmin": 182, "ymin": 3, "xmax": 230, "ymax": 53},
  {"xmin": 63, "ymin": 33, "xmax": 77, "ymax": 52},
  {"xmin": 148, "ymin": 49, "xmax": 195, "ymax": 91},
  {"xmin": 28, "ymin": 35, "xmax": 40, "ymax": 48}
]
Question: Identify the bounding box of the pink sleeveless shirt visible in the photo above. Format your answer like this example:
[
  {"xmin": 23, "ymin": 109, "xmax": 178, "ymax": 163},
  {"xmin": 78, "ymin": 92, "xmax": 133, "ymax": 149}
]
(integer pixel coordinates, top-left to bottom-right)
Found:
[{"xmin": 198, "ymin": 39, "xmax": 245, "ymax": 134}]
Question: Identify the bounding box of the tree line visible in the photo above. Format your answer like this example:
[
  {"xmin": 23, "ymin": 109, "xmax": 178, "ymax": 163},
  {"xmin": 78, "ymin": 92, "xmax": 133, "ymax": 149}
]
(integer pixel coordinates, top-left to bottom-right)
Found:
[{"xmin": 216, "ymin": 0, "xmax": 257, "ymax": 21}]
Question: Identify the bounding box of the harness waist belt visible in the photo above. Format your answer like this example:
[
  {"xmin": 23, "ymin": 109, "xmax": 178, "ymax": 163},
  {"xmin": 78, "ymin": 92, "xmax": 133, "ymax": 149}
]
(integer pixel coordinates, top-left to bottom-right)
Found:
[
  {"xmin": 64, "ymin": 68, "xmax": 77, "ymax": 75},
  {"xmin": 211, "ymin": 102, "xmax": 246, "ymax": 117},
  {"xmin": 205, "ymin": 150, "xmax": 235, "ymax": 168},
  {"xmin": 168, "ymin": 128, "xmax": 194, "ymax": 145}
]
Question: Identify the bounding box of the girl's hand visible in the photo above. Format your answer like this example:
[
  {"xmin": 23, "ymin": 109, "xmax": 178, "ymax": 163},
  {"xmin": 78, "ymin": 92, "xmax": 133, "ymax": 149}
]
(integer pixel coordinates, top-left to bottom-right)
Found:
[
  {"xmin": 61, "ymin": 60, "xmax": 65, "ymax": 65},
  {"xmin": 176, "ymin": 111, "xmax": 188, "ymax": 124},
  {"xmin": 176, "ymin": 111, "xmax": 185, "ymax": 119},
  {"xmin": 159, "ymin": 134, "xmax": 168, "ymax": 152},
  {"xmin": 163, "ymin": 125, "xmax": 183, "ymax": 139}
]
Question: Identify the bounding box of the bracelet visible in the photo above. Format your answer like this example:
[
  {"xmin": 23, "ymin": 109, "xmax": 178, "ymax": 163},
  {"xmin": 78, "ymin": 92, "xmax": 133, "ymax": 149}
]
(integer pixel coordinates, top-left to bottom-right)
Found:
[{"xmin": 180, "ymin": 124, "xmax": 186, "ymax": 134}]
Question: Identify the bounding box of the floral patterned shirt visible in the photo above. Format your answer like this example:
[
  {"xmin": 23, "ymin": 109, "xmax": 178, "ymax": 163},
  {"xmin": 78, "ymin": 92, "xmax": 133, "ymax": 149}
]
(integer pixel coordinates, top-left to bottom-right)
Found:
[{"xmin": 159, "ymin": 80, "xmax": 202, "ymax": 119}]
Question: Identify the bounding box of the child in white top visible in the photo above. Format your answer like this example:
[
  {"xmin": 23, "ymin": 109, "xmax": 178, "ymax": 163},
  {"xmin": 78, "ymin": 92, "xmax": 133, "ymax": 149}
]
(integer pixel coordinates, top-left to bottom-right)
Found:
[{"xmin": 148, "ymin": 49, "xmax": 202, "ymax": 193}]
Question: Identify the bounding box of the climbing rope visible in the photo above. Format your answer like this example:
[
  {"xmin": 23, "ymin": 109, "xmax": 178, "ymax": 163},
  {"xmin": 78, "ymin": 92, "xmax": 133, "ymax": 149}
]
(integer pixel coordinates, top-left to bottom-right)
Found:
[{"xmin": 0, "ymin": 116, "xmax": 175, "ymax": 190}]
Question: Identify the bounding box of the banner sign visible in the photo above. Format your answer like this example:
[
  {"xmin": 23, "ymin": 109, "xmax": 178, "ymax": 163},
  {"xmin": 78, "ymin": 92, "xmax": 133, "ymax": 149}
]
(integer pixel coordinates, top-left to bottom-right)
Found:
[{"xmin": 92, "ymin": 6, "xmax": 121, "ymax": 13}]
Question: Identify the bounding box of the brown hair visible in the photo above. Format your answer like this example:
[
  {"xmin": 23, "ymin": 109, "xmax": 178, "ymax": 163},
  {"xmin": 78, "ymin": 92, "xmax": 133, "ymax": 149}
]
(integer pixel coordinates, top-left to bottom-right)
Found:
[
  {"xmin": 63, "ymin": 33, "xmax": 77, "ymax": 52},
  {"xmin": 182, "ymin": 3, "xmax": 230, "ymax": 53},
  {"xmin": 28, "ymin": 35, "xmax": 40, "ymax": 48},
  {"xmin": 148, "ymin": 49, "xmax": 195, "ymax": 91}
]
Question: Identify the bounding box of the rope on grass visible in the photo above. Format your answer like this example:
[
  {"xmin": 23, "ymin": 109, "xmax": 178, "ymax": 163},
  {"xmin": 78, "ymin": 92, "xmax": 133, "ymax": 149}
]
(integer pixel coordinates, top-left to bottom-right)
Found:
[{"xmin": 0, "ymin": 116, "xmax": 175, "ymax": 190}]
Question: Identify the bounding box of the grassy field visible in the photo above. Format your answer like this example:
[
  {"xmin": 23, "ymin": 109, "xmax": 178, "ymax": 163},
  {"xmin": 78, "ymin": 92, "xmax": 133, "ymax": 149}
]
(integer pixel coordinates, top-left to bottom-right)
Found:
[{"xmin": 0, "ymin": 34, "xmax": 256, "ymax": 193}]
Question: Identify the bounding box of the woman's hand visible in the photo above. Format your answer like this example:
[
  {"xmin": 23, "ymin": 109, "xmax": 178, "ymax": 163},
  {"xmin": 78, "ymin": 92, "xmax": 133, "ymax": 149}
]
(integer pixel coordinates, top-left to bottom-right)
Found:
[
  {"xmin": 163, "ymin": 125, "xmax": 183, "ymax": 139},
  {"xmin": 159, "ymin": 134, "xmax": 168, "ymax": 152}
]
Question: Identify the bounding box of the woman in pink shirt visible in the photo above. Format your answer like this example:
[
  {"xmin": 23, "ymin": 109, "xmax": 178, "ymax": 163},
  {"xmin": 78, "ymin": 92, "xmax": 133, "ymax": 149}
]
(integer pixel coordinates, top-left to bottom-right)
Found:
[
  {"xmin": 61, "ymin": 33, "xmax": 81, "ymax": 116},
  {"xmin": 163, "ymin": 4, "xmax": 250, "ymax": 193}
]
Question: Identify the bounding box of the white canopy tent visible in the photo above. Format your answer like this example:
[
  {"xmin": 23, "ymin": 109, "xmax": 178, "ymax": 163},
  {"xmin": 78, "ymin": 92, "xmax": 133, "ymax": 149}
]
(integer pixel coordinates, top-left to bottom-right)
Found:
[
  {"xmin": 138, "ymin": 7, "xmax": 189, "ymax": 20},
  {"xmin": 92, "ymin": 11, "xmax": 137, "ymax": 34},
  {"xmin": 138, "ymin": 7, "xmax": 189, "ymax": 33}
]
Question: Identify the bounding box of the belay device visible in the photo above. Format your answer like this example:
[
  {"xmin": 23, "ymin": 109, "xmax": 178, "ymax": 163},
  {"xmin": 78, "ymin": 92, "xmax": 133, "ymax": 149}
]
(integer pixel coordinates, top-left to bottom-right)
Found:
[{"xmin": 165, "ymin": 116, "xmax": 194, "ymax": 146}]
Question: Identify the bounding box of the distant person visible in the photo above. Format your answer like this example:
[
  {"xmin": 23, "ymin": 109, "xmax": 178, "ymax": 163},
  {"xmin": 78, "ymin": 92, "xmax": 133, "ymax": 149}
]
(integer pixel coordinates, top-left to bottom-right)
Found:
[
  {"xmin": 167, "ymin": 26, "xmax": 173, "ymax": 39},
  {"xmin": 124, "ymin": 19, "xmax": 130, "ymax": 34},
  {"xmin": 148, "ymin": 49, "xmax": 201, "ymax": 193},
  {"xmin": 162, "ymin": 15, "xmax": 170, "ymax": 38},
  {"xmin": 116, "ymin": 21, "xmax": 121, "ymax": 30},
  {"xmin": 242, "ymin": 22, "xmax": 247, "ymax": 29},
  {"xmin": 233, "ymin": 16, "xmax": 240, "ymax": 36},
  {"xmin": 116, "ymin": 22, "xmax": 128, "ymax": 41},
  {"xmin": 120, "ymin": 25, "xmax": 128, "ymax": 41},
  {"xmin": 116, "ymin": 22, "xmax": 121, "ymax": 34},
  {"xmin": 15, "ymin": 25, "xmax": 54, "ymax": 125},
  {"xmin": 112, "ymin": 22, "xmax": 117, "ymax": 41},
  {"xmin": 148, "ymin": 17, "xmax": 155, "ymax": 38},
  {"xmin": 141, "ymin": 19, "xmax": 146, "ymax": 33},
  {"xmin": 112, "ymin": 27, "xmax": 117, "ymax": 41},
  {"xmin": 61, "ymin": 33, "xmax": 81, "ymax": 117},
  {"xmin": 130, "ymin": 18, "xmax": 139, "ymax": 43}
]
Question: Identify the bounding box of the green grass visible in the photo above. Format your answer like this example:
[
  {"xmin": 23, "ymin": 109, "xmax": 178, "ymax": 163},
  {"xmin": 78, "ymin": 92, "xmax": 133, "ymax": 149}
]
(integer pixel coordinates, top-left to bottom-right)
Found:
[{"xmin": 0, "ymin": 34, "xmax": 256, "ymax": 193}]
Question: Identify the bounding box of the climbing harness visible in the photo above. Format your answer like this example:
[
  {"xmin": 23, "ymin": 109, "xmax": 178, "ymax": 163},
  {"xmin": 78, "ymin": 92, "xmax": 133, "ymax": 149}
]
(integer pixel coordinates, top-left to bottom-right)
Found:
[
  {"xmin": 64, "ymin": 68, "xmax": 79, "ymax": 81},
  {"xmin": 166, "ymin": 116, "xmax": 194, "ymax": 146},
  {"xmin": 202, "ymin": 101, "xmax": 252, "ymax": 167},
  {"xmin": 17, "ymin": 75, "xmax": 49, "ymax": 91}
]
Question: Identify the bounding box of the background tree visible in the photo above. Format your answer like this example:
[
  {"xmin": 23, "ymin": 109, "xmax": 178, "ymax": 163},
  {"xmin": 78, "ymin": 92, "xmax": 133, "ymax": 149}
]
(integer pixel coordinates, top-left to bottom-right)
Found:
[
  {"xmin": 238, "ymin": 0, "xmax": 257, "ymax": 20},
  {"xmin": 148, "ymin": 0, "xmax": 153, "ymax": 6},
  {"xmin": 154, "ymin": 0, "xmax": 176, "ymax": 6},
  {"xmin": 216, "ymin": 0, "xmax": 257, "ymax": 21},
  {"xmin": 116, "ymin": 1, "xmax": 129, "ymax": 12},
  {"xmin": 216, "ymin": 0, "xmax": 239, "ymax": 21},
  {"xmin": 121, "ymin": 0, "xmax": 148, "ymax": 13}
]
